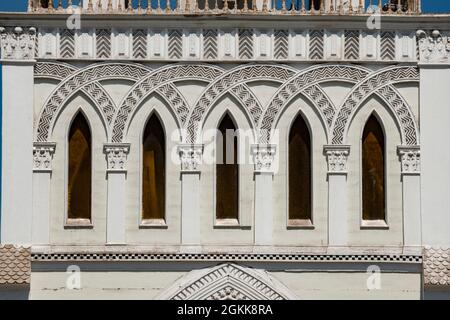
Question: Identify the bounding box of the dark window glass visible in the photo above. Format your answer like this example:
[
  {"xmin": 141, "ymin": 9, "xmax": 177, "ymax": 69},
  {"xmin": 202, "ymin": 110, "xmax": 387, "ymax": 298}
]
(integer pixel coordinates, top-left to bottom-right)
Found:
[
  {"xmin": 68, "ymin": 113, "xmax": 92, "ymax": 221},
  {"xmin": 362, "ymin": 115, "xmax": 386, "ymax": 221},
  {"xmin": 216, "ymin": 114, "xmax": 239, "ymax": 220},
  {"xmin": 142, "ymin": 114, "xmax": 166, "ymax": 221},
  {"xmin": 288, "ymin": 114, "xmax": 312, "ymax": 221}
]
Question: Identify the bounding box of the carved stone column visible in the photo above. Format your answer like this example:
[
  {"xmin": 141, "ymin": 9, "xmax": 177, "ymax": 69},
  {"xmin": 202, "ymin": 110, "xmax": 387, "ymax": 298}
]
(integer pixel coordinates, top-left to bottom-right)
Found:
[
  {"xmin": 178, "ymin": 144, "xmax": 203, "ymax": 245},
  {"xmin": 398, "ymin": 146, "xmax": 421, "ymax": 248},
  {"xmin": 0, "ymin": 27, "xmax": 36, "ymax": 244},
  {"xmin": 324, "ymin": 145, "xmax": 350, "ymax": 247},
  {"xmin": 104, "ymin": 143, "xmax": 130, "ymax": 245},
  {"xmin": 251, "ymin": 144, "xmax": 277, "ymax": 246},
  {"xmin": 416, "ymin": 29, "xmax": 450, "ymax": 248},
  {"xmin": 32, "ymin": 142, "xmax": 56, "ymax": 244}
]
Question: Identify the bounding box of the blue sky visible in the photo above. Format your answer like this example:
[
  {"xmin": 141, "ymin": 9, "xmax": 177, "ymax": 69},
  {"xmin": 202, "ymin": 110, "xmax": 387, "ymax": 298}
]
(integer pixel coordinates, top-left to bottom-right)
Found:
[{"xmin": 0, "ymin": 0, "xmax": 449, "ymax": 13}]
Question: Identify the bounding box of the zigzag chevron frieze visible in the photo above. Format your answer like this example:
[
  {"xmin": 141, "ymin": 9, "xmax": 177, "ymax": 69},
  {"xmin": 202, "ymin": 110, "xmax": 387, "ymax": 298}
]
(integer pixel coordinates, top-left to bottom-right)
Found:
[
  {"xmin": 133, "ymin": 29, "xmax": 147, "ymax": 59},
  {"xmin": 309, "ymin": 30, "xmax": 324, "ymax": 60},
  {"xmin": 186, "ymin": 65, "xmax": 296, "ymax": 143},
  {"xmin": 35, "ymin": 62, "xmax": 419, "ymax": 150},
  {"xmin": 96, "ymin": 29, "xmax": 112, "ymax": 59},
  {"xmin": 34, "ymin": 62, "xmax": 77, "ymax": 80},
  {"xmin": 381, "ymin": 31, "xmax": 396, "ymax": 61},
  {"xmin": 112, "ymin": 64, "xmax": 224, "ymax": 143},
  {"xmin": 203, "ymin": 29, "xmax": 218, "ymax": 60},
  {"xmin": 331, "ymin": 66, "xmax": 420, "ymax": 145},
  {"xmin": 274, "ymin": 30, "xmax": 289, "ymax": 60},
  {"xmin": 60, "ymin": 29, "xmax": 75, "ymax": 59},
  {"xmin": 36, "ymin": 63, "xmax": 150, "ymax": 142},
  {"xmin": 239, "ymin": 29, "xmax": 254, "ymax": 59},
  {"xmin": 344, "ymin": 30, "xmax": 359, "ymax": 60},
  {"xmin": 260, "ymin": 65, "xmax": 370, "ymax": 143},
  {"xmin": 168, "ymin": 29, "xmax": 183, "ymax": 59}
]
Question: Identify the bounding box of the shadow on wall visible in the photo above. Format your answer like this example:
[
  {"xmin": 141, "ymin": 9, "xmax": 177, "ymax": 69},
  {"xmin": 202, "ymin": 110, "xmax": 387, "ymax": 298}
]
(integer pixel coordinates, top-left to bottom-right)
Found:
[
  {"xmin": 0, "ymin": 285, "xmax": 30, "ymax": 300},
  {"xmin": 423, "ymin": 288, "xmax": 450, "ymax": 300}
]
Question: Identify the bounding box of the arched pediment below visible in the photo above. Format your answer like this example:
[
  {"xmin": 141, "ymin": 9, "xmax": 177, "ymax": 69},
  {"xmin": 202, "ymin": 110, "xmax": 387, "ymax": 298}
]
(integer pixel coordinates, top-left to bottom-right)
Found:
[{"xmin": 157, "ymin": 263, "xmax": 297, "ymax": 300}]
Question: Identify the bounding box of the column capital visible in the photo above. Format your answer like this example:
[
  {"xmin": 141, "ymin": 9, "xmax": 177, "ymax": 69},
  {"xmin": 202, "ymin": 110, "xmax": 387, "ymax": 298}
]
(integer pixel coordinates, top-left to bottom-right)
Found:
[
  {"xmin": 324, "ymin": 145, "xmax": 350, "ymax": 174},
  {"xmin": 178, "ymin": 144, "xmax": 204, "ymax": 173},
  {"xmin": 0, "ymin": 26, "xmax": 36, "ymax": 61},
  {"xmin": 416, "ymin": 30, "xmax": 450, "ymax": 65},
  {"xmin": 251, "ymin": 144, "xmax": 277, "ymax": 174},
  {"xmin": 398, "ymin": 145, "xmax": 421, "ymax": 175},
  {"xmin": 103, "ymin": 143, "xmax": 130, "ymax": 172},
  {"xmin": 33, "ymin": 142, "xmax": 56, "ymax": 172}
]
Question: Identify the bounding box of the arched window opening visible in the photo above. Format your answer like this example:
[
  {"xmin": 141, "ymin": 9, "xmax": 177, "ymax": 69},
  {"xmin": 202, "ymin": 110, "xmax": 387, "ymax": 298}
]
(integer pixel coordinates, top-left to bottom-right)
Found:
[
  {"xmin": 142, "ymin": 114, "xmax": 166, "ymax": 223},
  {"xmin": 288, "ymin": 114, "xmax": 312, "ymax": 224},
  {"xmin": 362, "ymin": 114, "xmax": 386, "ymax": 222},
  {"xmin": 68, "ymin": 112, "xmax": 92, "ymax": 224},
  {"xmin": 216, "ymin": 113, "xmax": 239, "ymax": 223}
]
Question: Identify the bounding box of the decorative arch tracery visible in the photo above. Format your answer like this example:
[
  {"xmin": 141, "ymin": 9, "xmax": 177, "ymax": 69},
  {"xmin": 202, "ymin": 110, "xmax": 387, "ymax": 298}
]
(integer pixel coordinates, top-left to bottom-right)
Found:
[
  {"xmin": 157, "ymin": 263, "xmax": 297, "ymax": 300},
  {"xmin": 34, "ymin": 62, "xmax": 420, "ymax": 148}
]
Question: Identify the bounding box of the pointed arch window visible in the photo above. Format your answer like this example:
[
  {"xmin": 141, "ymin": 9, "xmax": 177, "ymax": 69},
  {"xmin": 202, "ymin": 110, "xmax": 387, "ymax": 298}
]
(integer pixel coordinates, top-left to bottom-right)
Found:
[
  {"xmin": 216, "ymin": 113, "xmax": 239, "ymax": 223},
  {"xmin": 68, "ymin": 112, "xmax": 92, "ymax": 224},
  {"xmin": 288, "ymin": 114, "xmax": 312, "ymax": 224},
  {"xmin": 362, "ymin": 114, "xmax": 386, "ymax": 222},
  {"xmin": 142, "ymin": 114, "xmax": 166, "ymax": 223}
]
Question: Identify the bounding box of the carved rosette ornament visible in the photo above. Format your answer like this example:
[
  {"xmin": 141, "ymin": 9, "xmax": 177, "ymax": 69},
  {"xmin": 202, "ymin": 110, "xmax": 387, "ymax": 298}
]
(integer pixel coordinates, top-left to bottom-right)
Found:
[
  {"xmin": 178, "ymin": 144, "xmax": 204, "ymax": 173},
  {"xmin": 103, "ymin": 143, "xmax": 130, "ymax": 172},
  {"xmin": 33, "ymin": 142, "xmax": 56, "ymax": 172},
  {"xmin": 324, "ymin": 145, "xmax": 350, "ymax": 174},
  {"xmin": 397, "ymin": 146, "xmax": 420, "ymax": 175},
  {"xmin": 416, "ymin": 30, "xmax": 450, "ymax": 64},
  {"xmin": 251, "ymin": 144, "xmax": 277, "ymax": 174},
  {"xmin": 0, "ymin": 26, "xmax": 36, "ymax": 60}
]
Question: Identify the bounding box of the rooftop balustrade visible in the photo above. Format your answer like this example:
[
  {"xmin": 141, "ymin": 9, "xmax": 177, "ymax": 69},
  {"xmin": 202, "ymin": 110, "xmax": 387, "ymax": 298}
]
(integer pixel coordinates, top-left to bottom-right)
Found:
[{"xmin": 27, "ymin": 0, "xmax": 422, "ymax": 15}]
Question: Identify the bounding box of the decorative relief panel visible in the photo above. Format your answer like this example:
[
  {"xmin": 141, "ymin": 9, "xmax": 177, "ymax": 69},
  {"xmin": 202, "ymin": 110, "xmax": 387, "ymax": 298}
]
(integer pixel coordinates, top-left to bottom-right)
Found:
[
  {"xmin": 424, "ymin": 247, "xmax": 450, "ymax": 286},
  {"xmin": 178, "ymin": 144, "xmax": 204, "ymax": 172},
  {"xmin": 33, "ymin": 142, "xmax": 56, "ymax": 172},
  {"xmin": 417, "ymin": 30, "xmax": 450, "ymax": 64},
  {"xmin": 398, "ymin": 146, "xmax": 420, "ymax": 174},
  {"xmin": 158, "ymin": 263, "xmax": 296, "ymax": 300},
  {"xmin": 251, "ymin": 145, "xmax": 277, "ymax": 174},
  {"xmin": 32, "ymin": 28, "xmax": 417, "ymax": 62},
  {"xmin": 0, "ymin": 26, "xmax": 36, "ymax": 60},
  {"xmin": 104, "ymin": 143, "xmax": 130, "ymax": 172},
  {"xmin": 324, "ymin": 145, "xmax": 350, "ymax": 174}
]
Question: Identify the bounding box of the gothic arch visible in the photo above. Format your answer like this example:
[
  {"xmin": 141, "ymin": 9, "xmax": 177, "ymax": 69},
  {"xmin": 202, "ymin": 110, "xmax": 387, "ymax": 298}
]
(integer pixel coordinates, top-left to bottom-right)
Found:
[
  {"xmin": 259, "ymin": 64, "xmax": 371, "ymax": 144},
  {"xmin": 186, "ymin": 64, "xmax": 297, "ymax": 143},
  {"xmin": 110, "ymin": 64, "xmax": 224, "ymax": 143},
  {"xmin": 157, "ymin": 263, "xmax": 297, "ymax": 300},
  {"xmin": 35, "ymin": 62, "xmax": 151, "ymax": 142},
  {"xmin": 331, "ymin": 66, "xmax": 420, "ymax": 145}
]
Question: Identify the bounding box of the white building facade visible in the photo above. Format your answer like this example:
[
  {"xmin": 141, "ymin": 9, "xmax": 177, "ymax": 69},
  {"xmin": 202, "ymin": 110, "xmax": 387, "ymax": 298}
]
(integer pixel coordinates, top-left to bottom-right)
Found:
[{"xmin": 0, "ymin": 0, "xmax": 449, "ymax": 299}]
